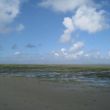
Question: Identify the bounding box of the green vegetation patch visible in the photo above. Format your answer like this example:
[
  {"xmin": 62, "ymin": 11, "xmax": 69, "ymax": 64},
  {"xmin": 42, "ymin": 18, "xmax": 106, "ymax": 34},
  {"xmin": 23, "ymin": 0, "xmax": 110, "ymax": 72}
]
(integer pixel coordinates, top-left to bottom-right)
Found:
[{"xmin": 0, "ymin": 64, "xmax": 110, "ymax": 73}]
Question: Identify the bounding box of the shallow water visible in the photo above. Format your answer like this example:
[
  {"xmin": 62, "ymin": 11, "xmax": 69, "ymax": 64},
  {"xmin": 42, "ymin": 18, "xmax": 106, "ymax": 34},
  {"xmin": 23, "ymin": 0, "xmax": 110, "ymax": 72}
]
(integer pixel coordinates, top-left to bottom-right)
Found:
[{"xmin": 0, "ymin": 71, "xmax": 110, "ymax": 86}]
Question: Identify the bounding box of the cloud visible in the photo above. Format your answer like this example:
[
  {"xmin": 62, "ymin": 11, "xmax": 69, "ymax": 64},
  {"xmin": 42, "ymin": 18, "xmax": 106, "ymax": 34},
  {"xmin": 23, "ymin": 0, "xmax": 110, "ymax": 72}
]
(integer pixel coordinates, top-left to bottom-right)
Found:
[
  {"xmin": 52, "ymin": 41, "xmax": 110, "ymax": 61},
  {"xmin": 26, "ymin": 44, "xmax": 36, "ymax": 48},
  {"xmin": 14, "ymin": 51, "xmax": 21, "ymax": 55},
  {"xmin": 0, "ymin": 0, "xmax": 24, "ymax": 33},
  {"xmin": 60, "ymin": 17, "xmax": 74, "ymax": 43},
  {"xmin": 16, "ymin": 24, "xmax": 25, "ymax": 32},
  {"xmin": 66, "ymin": 41, "xmax": 84, "ymax": 59},
  {"xmin": 0, "ymin": 26, "xmax": 12, "ymax": 33},
  {"xmin": 40, "ymin": 0, "xmax": 109, "ymax": 43},
  {"xmin": 12, "ymin": 44, "xmax": 18, "ymax": 49},
  {"xmin": 73, "ymin": 6, "xmax": 108, "ymax": 33},
  {"xmin": 52, "ymin": 41, "xmax": 85, "ymax": 59},
  {"xmin": 60, "ymin": 5, "xmax": 109, "ymax": 43},
  {"xmin": 69, "ymin": 41, "xmax": 84, "ymax": 52},
  {"xmin": 39, "ymin": 0, "xmax": 91, "ymax": 12},
  {"xmin": 52, "ymin": 42, "xmax": 110, "ymax": 63},
  {"xmin": 54, "ymin": 52, "xmax": 59, "ymax": 57},
  {"xmin": 83, "ymin": 51, "xmax": 103, "ymax": 59}
]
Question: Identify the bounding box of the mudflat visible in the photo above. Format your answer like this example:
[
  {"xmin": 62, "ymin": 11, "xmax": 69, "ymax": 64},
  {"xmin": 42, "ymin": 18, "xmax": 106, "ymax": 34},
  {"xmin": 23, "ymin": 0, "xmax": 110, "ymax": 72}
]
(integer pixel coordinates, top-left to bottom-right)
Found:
[{"xmin": 0, "ymin": 76, "xmax": 110, "ymax": 110}]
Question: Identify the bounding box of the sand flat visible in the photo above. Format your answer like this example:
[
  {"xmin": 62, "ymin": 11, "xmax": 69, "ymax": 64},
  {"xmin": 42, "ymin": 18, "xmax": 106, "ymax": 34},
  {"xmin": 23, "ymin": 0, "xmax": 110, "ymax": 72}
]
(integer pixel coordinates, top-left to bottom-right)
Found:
[{"xmin": 0, "ymin": 76, "xmax": 110, "ymax": 110}]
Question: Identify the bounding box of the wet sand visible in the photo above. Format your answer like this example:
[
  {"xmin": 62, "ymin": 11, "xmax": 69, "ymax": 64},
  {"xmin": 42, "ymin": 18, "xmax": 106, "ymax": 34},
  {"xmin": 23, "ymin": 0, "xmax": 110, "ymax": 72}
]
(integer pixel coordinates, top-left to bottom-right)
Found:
[{"xmin": 0, "ymin": 76, "xmax": 110, "ymax": 110}]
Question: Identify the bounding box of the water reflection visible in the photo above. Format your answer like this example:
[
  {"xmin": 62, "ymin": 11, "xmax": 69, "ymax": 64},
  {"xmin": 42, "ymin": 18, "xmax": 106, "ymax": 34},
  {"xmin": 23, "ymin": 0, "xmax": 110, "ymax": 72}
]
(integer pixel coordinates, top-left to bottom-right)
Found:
[{"xmin": 0, "ymin": 71, "xmax": 110, "ymax": 86}]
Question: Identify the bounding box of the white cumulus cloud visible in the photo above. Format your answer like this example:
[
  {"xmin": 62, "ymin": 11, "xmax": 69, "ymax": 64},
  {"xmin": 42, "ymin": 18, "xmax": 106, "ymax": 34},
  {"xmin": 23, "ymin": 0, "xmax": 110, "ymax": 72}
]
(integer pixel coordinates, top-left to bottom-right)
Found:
[
  {"xmin": 40, "ymin": 0, "xmax": 109, "ymax": 43},
  {"xmin": 39, "ymin": 0, "xmax": 91, "ymax": 12},
  {"xmin": 59, "ymin": 5, "xmax": 109, "ymax": 43},
  {"xmin": 73, "ymin": 6, "xmax": 108, "ymax": 33},
  {"xmin": 69, "ymin": 41, "xmax": 84, "ymax": 52},
  {"xmin": 52, "ymin": 41, "xmax": 85, "ymax": 59},
  {"xmin": 52, "ymin": 42, "xmax": 110, "ymax": 62},
  {"xmin": 0, "ymin": 0, "xmax": 24, "ymax": 33},
  {"xmin": 60, "ymin": 17, "xmax": 74, "ymax": 43}
]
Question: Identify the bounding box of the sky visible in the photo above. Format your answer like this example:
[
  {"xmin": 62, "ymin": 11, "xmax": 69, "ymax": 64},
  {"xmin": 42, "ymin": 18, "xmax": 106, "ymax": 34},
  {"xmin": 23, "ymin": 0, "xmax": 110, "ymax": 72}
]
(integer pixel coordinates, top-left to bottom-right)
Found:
[{"xmin": 0, "ymin": 0, "xmax": 110, "ymax": 64}]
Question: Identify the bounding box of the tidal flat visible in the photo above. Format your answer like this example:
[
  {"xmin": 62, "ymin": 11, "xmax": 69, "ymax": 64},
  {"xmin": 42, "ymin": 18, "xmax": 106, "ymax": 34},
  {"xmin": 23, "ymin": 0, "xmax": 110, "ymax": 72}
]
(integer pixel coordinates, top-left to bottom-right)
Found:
[{"xmin": 0, "ymin": 64, "xmax": 110, "ymax": 110}]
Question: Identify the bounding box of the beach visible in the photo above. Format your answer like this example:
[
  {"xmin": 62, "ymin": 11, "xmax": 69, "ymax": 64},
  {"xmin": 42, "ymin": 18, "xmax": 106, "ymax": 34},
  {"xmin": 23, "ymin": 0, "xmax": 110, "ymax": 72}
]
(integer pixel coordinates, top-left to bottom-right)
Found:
[{"xmin": 0, "ymin": 76, "xmax": 110, "ymax": 110}]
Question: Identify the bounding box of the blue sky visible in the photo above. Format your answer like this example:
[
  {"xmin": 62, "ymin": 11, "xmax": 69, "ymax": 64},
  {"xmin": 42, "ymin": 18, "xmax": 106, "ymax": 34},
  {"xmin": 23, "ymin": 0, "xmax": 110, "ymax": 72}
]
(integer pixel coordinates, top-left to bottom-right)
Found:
[{"xmin": 0, "ymin": 0, "xmax": 110, "ymax": 64}]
